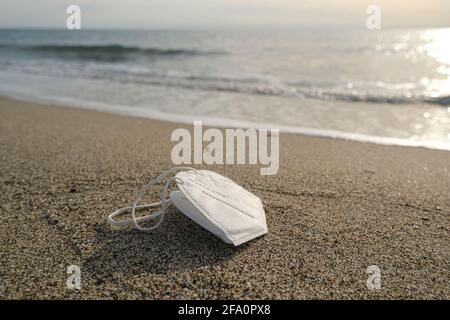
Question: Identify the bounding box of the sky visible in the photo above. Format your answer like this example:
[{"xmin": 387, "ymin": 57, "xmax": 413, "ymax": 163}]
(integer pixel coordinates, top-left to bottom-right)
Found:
[{"xmin": 0, "ymin": 0, "xmax": 449, "ymax": 29}]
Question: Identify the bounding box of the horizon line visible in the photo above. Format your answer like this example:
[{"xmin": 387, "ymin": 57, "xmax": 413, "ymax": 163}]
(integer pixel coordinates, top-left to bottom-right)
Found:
[{"xmin": 0, "ymin": 25, "xmax": 449, "ymax": 31}]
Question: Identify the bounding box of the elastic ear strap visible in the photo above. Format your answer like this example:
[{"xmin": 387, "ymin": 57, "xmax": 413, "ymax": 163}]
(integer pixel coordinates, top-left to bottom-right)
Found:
[
  {"xmin": 131, "ymin": 177, "xmax": 178, "ymax": 231},
  {"xmin": 106, "ymin": 167, "xmax": 197, "ymax": 232},
  {"xmin": 106, "ymin": 200, "xmax": 171, "ymax": 227}
]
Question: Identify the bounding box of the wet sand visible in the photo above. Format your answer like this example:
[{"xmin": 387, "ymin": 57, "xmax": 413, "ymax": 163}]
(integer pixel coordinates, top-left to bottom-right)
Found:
[{"xmin": 0, "ymin": 96, "xmax": 448, "ymax": 299}]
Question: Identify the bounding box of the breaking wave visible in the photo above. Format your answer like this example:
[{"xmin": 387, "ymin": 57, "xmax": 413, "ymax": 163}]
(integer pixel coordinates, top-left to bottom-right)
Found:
[{"xmin": 0, "ymin": 44, "xmax": 225, "ymax": 62}]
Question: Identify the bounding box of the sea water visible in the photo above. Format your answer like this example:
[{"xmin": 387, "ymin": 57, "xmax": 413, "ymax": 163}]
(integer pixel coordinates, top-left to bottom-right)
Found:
[{"xmin": 0, "ymin": 28, "xmax": 449, "ymax": 150}]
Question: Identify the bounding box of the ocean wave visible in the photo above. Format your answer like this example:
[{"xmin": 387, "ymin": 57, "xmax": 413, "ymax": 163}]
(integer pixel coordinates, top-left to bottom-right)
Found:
[
  {"xmin": 425, "ymin": 96, "xmax": 450, "ymax": 106},
  {"xmin": 318, "ymin": 92, "xmax": 450, "ymax": 106},
  {"xmin": 0, "ymin": 56, "xmax": 449, "ymax": 106},
  {"xmin": 112, "ymin": 71, "xmax": 450, "ymax": 106},
  {"xmin": 0, "ymin": 44, "xmax": 224, "ymax": 61}
]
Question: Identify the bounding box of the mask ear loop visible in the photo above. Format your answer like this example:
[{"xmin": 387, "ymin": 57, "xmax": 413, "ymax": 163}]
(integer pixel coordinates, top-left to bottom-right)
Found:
[
  {"xmin": 107, "ymin": 200, "xmax": 171, "ymax": 227},
  {"xmin": 107, "ymin": 167, "xmax": 197, "ymax": 231},
  {"xmin": 130, "ymin": 176, "xmax": 180, "ymax": 231}
]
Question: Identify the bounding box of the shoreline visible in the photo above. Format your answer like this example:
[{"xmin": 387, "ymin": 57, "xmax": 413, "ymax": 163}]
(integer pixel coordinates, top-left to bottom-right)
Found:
[
  {"xmin": 0, "ymin": 96, "xmax": 449, "ymax": 299},
  {"xmin": 1, "ymin": 86, "xmax": 449, "ymax": 152}
]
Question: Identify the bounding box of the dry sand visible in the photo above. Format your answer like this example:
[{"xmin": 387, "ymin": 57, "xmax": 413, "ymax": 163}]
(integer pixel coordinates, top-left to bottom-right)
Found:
[{"xmin": 0, "ymin": 96, "xmax": 448, "ymax": 299}]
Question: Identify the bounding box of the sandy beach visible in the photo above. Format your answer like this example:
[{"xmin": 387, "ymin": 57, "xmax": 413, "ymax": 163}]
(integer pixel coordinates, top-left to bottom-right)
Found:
[{"xmin": 0, "ymin": 96, "xmax": 448, "ymax": 299}]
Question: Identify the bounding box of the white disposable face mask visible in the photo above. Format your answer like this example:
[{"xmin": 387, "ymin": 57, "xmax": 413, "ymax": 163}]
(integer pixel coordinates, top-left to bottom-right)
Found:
[{"xmin": 107, "ymin": 167, "xmax": 268, "ymax": 246}]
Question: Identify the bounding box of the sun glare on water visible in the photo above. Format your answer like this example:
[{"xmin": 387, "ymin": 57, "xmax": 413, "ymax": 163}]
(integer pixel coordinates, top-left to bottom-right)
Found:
[
  {"xmin": 422, "ymin": 28, "xmax": 450, "ymax": 66},
  {"xmin": 420, "ymin": 28, "xmax": 450, "ymax": 98}
]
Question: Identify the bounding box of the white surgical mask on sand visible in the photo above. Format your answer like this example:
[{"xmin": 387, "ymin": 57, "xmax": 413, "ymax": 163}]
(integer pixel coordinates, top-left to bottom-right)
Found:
[{"xmin": 107, "ymin": 167, "xmax": 268, "ymax": 246}]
